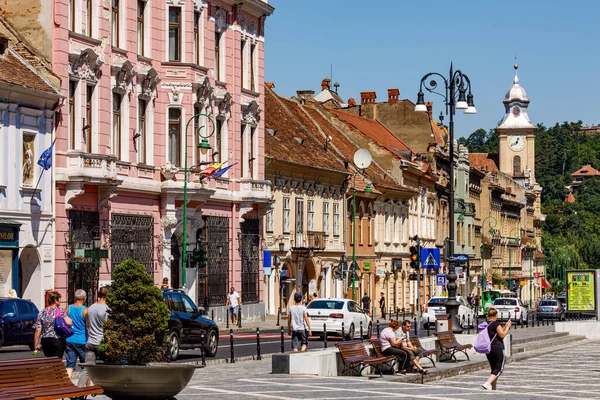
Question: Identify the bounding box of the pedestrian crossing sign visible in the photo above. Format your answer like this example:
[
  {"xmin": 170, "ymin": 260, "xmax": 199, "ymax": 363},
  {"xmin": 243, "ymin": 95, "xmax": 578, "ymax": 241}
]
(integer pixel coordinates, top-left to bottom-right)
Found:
[{"xmin": 420, "ymin": 248, "xmax": 440, "ymax": 268}]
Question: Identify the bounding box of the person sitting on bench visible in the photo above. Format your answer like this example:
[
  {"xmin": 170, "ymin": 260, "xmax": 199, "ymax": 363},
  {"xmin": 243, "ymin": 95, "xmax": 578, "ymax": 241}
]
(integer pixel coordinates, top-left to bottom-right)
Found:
[{"xmin": 379, "ymin": 320, "xmax": 407, "ymax": 375}]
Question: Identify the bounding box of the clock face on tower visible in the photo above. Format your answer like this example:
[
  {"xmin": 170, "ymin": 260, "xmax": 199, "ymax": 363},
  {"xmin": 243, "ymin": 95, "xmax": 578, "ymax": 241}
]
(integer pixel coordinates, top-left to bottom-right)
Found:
[{"xmin": 509, "ymin": 135, "xmax": 525, "ymax": 151}]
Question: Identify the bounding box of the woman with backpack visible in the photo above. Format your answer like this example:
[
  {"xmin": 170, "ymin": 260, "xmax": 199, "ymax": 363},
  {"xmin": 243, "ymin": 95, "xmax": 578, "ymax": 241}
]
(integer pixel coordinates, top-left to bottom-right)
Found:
[{"xmin": 482, "ymin": 307, "xmax": 511, "ymax": 390}]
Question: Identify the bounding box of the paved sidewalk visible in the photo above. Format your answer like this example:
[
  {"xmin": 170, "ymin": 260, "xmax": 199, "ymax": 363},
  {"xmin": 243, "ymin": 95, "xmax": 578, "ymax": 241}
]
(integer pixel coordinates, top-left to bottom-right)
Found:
[{"xmin": 87, "ymin": 337, "xmax": 600, "ymax": 399}]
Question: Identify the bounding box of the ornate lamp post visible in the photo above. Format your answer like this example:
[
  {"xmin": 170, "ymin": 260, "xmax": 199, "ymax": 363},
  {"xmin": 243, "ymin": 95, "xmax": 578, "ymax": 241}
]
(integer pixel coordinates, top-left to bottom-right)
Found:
[
  {"xmin": 415, "ymin": 64, "xmax": 476, "ymax": 333},
  {"xmin": 349, "ymin": 149, "xmax": 376, "ymax": 301},
  {"xmin": 181, "ymin": 113, "xmax": 215, "ymax": 289}
]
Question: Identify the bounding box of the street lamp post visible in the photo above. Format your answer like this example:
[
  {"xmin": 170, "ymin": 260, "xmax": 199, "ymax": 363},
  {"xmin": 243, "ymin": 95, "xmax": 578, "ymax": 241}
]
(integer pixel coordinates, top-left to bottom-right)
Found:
[
  {"xmin": 415, "ymin": 64, "xmax": 476, "ymax": 333},
  {"xmin": 181, "ymin": 113, "xmax": 215, "ymax": 289},
  {"xmin": 349, "ymin": 149, "xmax": 375, "ymax": 301}
]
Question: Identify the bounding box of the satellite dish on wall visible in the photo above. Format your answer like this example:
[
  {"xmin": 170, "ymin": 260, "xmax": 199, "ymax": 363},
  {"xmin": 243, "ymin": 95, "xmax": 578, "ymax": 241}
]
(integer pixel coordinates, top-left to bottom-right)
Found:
[{"xmin": 353, "ymin": 149, "xmax": 372, "ymax": 169}]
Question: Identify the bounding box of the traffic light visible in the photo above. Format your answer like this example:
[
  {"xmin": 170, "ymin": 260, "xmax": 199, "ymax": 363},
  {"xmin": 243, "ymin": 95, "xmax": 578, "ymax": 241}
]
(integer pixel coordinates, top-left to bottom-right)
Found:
[
  {"xmin": 198, "ymin": 247, "xmax": 208, "ymax": 269},
  {"xmin": 410, "ymin": 246, "xmax": 419, "ymax": 269}
]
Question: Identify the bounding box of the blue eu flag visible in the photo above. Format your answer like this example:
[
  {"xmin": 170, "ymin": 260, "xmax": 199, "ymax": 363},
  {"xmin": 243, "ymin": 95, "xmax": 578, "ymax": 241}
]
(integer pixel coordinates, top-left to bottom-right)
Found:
[{"xmin": 37, "ymin": 140, "xmax": 55, "ymax": 170}]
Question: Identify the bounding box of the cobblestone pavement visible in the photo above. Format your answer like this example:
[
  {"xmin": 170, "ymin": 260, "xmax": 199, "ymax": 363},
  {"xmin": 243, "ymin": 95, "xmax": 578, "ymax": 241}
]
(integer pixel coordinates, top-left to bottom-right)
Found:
[{"xmin": 89, "ymin": 333, "xmax": 599, "ymax": 400}]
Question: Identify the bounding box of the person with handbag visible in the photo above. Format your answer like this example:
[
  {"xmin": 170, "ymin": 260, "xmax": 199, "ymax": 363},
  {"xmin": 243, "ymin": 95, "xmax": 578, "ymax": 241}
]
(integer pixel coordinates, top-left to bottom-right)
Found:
[{"xmin": 33, "ymin": 291, "xmax": 73, "ymax": 358}]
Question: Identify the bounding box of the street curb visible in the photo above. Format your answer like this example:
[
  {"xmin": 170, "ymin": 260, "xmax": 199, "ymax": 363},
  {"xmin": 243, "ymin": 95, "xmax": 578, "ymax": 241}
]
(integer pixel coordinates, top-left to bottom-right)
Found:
[{"xmin": 205, "ymin": 353, "xmax": 273, "ymax": 366}]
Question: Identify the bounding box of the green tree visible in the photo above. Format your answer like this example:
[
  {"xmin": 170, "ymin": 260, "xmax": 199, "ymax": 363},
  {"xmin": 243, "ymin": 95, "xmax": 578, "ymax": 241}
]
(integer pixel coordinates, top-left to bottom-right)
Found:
[{"xmin": 100, "ymin": 259, "xmax": 170, "ymax": 365}]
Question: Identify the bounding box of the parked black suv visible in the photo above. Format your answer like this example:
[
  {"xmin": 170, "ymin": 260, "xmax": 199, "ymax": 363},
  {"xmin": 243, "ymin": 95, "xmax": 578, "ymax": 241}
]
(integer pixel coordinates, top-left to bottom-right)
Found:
[{"xmin": 162, "ymin": 290, "xmax": 219, "ymax": 361}]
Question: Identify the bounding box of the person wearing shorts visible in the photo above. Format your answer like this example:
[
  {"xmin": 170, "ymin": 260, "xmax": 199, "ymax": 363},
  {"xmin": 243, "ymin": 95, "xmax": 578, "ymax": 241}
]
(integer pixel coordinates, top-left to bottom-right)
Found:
[
  {"xmin": 65, "ymin": 289, "xmax": 88, "ymax": 379},
  {"xmin": 288, "ymin": 292, "xmax": 311, "ymax": 352},
  {"xmin": 226, "ymin": 287, "xmax": 241, "ymax": 325}
]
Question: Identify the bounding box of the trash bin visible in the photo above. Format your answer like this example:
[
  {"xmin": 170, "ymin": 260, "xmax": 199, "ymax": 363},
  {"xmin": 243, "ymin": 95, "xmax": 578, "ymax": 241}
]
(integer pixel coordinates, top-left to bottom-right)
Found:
[{"xmin": 435, "ymin": 313, "xmax": 452, "ymax": 332}]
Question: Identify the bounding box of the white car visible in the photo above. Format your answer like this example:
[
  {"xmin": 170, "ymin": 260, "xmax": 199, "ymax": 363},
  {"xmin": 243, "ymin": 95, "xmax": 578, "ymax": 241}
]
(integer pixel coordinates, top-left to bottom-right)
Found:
[
  {"xmin": 425, "ymin": 296, "xmax": 475, "ymax": 328},
  {"xmin": 493, "ymin": 297, "xmax": 528, "ymax": 324},
  {"xmin": 306, "ymin": 299, "xmax": 372, "ymax": 340}
]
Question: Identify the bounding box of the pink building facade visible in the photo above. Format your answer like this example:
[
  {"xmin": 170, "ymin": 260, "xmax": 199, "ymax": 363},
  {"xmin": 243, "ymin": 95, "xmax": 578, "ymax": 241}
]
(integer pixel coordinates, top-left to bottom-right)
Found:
[{"xmin": 52, "ymin": 0, "xmax": 273, "ymax": 319}]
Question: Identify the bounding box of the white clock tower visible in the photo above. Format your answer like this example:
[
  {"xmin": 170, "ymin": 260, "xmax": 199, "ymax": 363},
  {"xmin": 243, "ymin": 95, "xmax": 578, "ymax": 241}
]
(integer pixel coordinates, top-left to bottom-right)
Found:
[{"xmin": 497, "ymin": 65, "xmax": 538, "ymax": 188}]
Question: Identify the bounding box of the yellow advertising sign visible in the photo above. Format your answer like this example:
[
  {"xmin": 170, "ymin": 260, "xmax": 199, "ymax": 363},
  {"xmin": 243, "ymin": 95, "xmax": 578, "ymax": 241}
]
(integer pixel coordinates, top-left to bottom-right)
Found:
[{"xmin": 567, "ymin": 271, "xmax": 596, "ymax": 312}]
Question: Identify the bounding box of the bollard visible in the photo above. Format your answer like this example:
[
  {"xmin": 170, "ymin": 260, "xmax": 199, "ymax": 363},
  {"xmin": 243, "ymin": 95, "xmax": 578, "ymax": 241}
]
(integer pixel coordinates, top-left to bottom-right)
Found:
[
  {"xmin": 396, "ymin": 309, "xmax": 399, "ymax": 321},
  {"xmin": 376, "ymin": 320, "xmax": 380, "ymax": 338},
  {"xmin": 211, "ymin": 309, "xmax": 215, "ymax": 321},
  {"xmin": 238, "ymin": 307, "xmax": 242, "ymax": 328},
  {"xmin": 256, "ymin": 328, "xmax": 262, "ymax": 360},
  {"xmin": 475, "ymin": 313, "xmax": 479, "ymax": 330},
  {"xmin": 466, "ymin": 315, "xmax": 471, "ymax": 334},
  {"xmin": 360, "ymin": 321, "xmax": 364, "ymax": 340},
  {"xmin": 280, "ymin": 326, "xmax": 285, "ymax": 353},
  {"xmin": 323, "ymin": 323, "xmax": 328, "ymax": 348},
  {"xmin": 402, "ymin": 308, "xmax": 405, "ymax": 320},
  {"xmin": 341, "ymin": 322, "xmax": 345, "ymax": 341},
  {"xmin": 536, "ymin": 312, "xmax": 540, "ymax": 327},
  {"xmin": 200, "ymin": 332, "xmax": 206, "ymax": 366},
  {"xmin": 413, "ymin": 317, "xmax": 417, "ymax": 336},
  {"xmin": 426, "ymin": 319, "xmax": 431, "ymax": 336},
  {"xmin": 230, "ymin": 329, "xmax": 235, "ymax": 364},
  {"xmin": 226, "ymin": 310, "xmax": 230, "ymax": 329}
]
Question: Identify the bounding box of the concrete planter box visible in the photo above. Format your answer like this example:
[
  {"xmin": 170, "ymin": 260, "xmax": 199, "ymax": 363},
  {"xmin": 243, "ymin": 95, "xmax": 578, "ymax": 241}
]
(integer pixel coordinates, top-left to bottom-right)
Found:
[{"xmin": 83, "ymin": 362, "xmax": 202, "ymax": 400}]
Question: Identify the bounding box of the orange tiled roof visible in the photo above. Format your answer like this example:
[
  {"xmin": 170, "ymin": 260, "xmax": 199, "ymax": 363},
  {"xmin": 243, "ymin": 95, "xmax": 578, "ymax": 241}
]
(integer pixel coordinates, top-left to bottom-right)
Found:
[
  {"xmin": 564, "ymin": 192, "xmax": 575, "ymax": 204},
  {"xmin": 0, "ymin": 49, "xmax": 56, "ymax": 94},
  {"xmin": 571, "ymin": 164, "xmax": 600, "ymax": 177},
  {"xmin": 329, "ymin": 110, "xmax": 414, "ymax": 159},
  {"xmin": 469, "ymin": 153, "xmax": 498, "ymax": 172},
  {"xmin": 264, "ymin": 86, "xmax": 347, "ymax": 173}
]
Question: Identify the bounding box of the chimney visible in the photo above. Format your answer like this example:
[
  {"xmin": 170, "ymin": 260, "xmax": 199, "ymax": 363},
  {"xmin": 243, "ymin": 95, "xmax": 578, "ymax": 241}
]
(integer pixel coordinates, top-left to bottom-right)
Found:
[
  {"xmin": 348, "ymin": 98, "xmax": 357, "ymax": 107},
  {"xmin": 387, "ymin": 88, "xmax": 399, "ymax": 104},
  {"xmin": 321, "ymin": 78, "xmax": 331, "ymax": 91},
  {"xmin": 296, "ymin": 90, "xmax": 315, "ymax": 102},
  {"xmin": 360, "ymin": 91, "xmax": 376, "ymax": 105},
  {"xmin": 425, "ymin": 101, "xmax": 433, "ymax": 117},
  {"xmin": 265, "ymin": 82, "xmax": 275, "ymax": 89}
]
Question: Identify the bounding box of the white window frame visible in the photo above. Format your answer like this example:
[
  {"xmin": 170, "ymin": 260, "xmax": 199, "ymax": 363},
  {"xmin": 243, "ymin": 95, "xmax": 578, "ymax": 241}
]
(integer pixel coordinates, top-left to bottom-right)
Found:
[
  {"xmin": 333, "ymin": 202, "xmax": 340, "ymax": 237},
  {"xmin": 384, "ymin": 211, "xmax": 390, "ymax": 243},
  {"xmin": 323, "ymin": 202, "xmax": 330, "ymax": 235},
  {"xmin": 307, "ymin": 200, "xmax": 314, "ymax": 232},
  {"xmin": 266, "ymin": 207, "xmax": 274, "ymax": 233},
  {"xmin": 283, "ymin": 197, "xmax": 291, "ymax": 234}
]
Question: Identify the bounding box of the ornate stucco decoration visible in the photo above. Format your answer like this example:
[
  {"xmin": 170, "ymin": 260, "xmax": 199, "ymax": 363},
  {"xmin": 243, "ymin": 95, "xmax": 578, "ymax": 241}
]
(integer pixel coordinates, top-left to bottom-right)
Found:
[
  {"xmin": 139, "ymin": 68, "xmax": 160, "ymax": 100},
  {"xmin": 65, "ymin": 182, "xmax": 85, "ymax": 210},
  {"xmin": 113, "ymin": 61, "xmax": 136, "ymax": 95},
  {"xmin": 215, "ymin": 7, "xmax": 228, "ymax": 33},
  {"xmin": 98, "ymin": 187, "xmax": 118, "ymax": 211},
  {"xmin": 160, "ymin": 215, "xmax": 178, "ymax": 230},
  {"xmin": 239, "ymin": 203, "xmax": 254, "ymax": 223},
  {"xmin": 241, "ymin": 100, "xmax": 261, "ymax": 127},
  {"xmin": 192, "ymin": 0, "xmax": 207, "ymax": 12},
  {"xmin": 193, "ymin": 76, "xmax": 214, "ymax": 111},
  {"xmin": 216, "ymin": 92, "xmax": 233, "ymax": 120},
  {"xmin": 259, "ymin": 15, "xmax": 267, "ymax": 36},
  {"xmin": 166, "ymin": 0, "xmax": 186, "ymax": 6},
  {"xmin": 69, "ymin": 48, "xmax": 103, "ymax": 84},
  {"xmin": 161, "ymin": 161, "xmax": 179, "ymax": 180},
  {"xmin": 274, "ymin": 178, "xmax": 287, "ymax": 189}
]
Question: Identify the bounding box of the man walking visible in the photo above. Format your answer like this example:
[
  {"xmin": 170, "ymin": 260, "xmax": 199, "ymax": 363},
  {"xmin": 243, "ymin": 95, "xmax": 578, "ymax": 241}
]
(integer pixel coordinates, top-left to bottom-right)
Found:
[
  {"xmin": 379, "ymin": 292, "xmax": 386, "ymax": 319},
  {"xmin": 288, "ymin": 292, "xmax": 311, "ymax": 352},
  {"xmin": 361, "ymin": 292, "xmax": 371, "ymax": 316},
  {"xmin": 85, "ymin": 286, "xmax": 109, "ymax": 365},
  {"xmin": 226, "ymin": 286, "xmax": 241, "ymax": 325},
  {"xmin": 65, "ymin": 289, "xmax": 88, "ymax": 379}
]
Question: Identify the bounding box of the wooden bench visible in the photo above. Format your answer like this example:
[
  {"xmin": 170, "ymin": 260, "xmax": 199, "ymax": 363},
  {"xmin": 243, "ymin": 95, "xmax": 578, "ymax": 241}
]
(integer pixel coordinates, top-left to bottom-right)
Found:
[
  {"xmin": 0, "ymin": 357, "xmax": 104, "ymax": 400},
  {"xmin": 409, "ymin": 337, "xmax": 440, "ymax": 367},
  {"xmin": 368, "ymin": 339, "xmax": 400, "ymax": 372},
  {"xmin": 335, "ymin": 340, "xmax": 395, "ymax": 376},
  {"xmin": 433, "ymin": 331, "xmax": 472, "ymax": 362}
]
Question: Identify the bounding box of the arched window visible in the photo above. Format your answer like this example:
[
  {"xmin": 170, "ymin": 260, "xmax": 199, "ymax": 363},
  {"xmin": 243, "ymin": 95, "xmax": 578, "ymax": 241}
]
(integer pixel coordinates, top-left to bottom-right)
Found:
[{"xmin": 513, "ymin": 155, "xmax": 521, "ymax": 176}]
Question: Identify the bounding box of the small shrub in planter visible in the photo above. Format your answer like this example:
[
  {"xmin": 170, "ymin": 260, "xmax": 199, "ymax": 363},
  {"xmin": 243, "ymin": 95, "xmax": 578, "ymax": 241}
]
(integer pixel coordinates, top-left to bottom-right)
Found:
[{"xmin": 100, "ymin": 259, "xmax": 170, "ymax": 365}]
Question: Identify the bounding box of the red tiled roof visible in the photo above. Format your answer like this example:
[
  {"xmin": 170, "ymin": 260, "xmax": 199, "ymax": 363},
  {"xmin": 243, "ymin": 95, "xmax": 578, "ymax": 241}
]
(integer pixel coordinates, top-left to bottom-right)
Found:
[
  {"xmin": 0, "ymin": 49, "xmax": 56, "ymax": 93},
  {"xmin": 264, "ymin": 86, "xmax": 347, "ymax": 174},
  {"xmin": 329, "ymin": 110, "xmax": 414, "ymax": 159},
  {"xmin": 571, "ymin": 164, "xmax": 600, "ymax": 177},
  {"xmin": 430, "ymin": 118, "xmax": 446, "ymax": 146},
  {"xmin": 469, "ymin": 153, "xmax": 498, "ymax": 172},
  {"xmin": 564, "ymin": 192, "xmax": 576, "ymax": 204}
]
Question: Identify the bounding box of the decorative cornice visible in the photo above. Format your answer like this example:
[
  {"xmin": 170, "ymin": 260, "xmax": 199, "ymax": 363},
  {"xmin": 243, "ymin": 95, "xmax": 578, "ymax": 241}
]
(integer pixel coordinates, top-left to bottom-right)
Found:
[{"xmin": 69, "ymin": 48, "xmax": 103, "ymax": 84}]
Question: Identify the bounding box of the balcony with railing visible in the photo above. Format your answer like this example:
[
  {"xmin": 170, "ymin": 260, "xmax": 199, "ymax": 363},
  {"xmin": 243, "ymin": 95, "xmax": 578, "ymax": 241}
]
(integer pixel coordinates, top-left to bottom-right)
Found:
[
  {"xmin": 293, "ymin": 231, "xmax": 326, "ymax": 251},
  {"xmin": 63, "ymin": 151, "xmax": 119, "ymax": 183}
]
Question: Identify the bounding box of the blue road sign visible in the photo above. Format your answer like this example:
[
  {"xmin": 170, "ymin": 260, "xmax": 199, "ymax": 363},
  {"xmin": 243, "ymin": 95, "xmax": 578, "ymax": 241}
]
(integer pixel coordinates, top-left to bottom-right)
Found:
[
  {"xmin": 436, "ymin": 274, "xmax": 447, "ymax": 286},
  {"xmin": 454, "ymin": 254, "xmax": 469, "ymax": 263},
  {"xmin": 421, "ymin": 248, "xmax": 440, "ymax": 268}
]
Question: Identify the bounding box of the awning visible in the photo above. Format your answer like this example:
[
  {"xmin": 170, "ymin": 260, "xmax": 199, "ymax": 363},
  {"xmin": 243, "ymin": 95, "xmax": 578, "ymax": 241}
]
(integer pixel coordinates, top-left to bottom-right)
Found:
[{"xmin": 542, "ymin": 278, "xmax": 552, "ymax": 289}]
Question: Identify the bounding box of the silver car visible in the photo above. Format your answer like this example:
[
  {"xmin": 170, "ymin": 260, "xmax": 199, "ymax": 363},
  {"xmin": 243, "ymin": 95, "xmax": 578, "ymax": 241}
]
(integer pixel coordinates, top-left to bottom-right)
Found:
[{"xmin": 537, "ymin": 299, "xmax": 566, "ymax": 321}]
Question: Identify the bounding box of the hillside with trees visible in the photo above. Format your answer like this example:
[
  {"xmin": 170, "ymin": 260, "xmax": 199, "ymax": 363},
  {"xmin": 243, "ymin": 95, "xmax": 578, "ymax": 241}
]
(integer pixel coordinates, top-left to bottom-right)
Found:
[{"xmin": 460, "ymin": 122, "xmax": 599, "ymax": 288}]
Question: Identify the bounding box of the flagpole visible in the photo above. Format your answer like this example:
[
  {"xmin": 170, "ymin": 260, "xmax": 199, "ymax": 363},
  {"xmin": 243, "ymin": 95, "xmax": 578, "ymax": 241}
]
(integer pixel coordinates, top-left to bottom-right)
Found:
[{"xmin": 30, "ymin": 170, "xmax": 45, "ymax": 202}]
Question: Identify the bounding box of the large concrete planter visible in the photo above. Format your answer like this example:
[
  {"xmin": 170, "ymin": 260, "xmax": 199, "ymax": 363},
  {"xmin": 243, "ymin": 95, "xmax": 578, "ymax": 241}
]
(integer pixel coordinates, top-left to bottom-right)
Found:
[{"xmin": 83, "ymin": 362, "xmax": 202, "ymax": 400}]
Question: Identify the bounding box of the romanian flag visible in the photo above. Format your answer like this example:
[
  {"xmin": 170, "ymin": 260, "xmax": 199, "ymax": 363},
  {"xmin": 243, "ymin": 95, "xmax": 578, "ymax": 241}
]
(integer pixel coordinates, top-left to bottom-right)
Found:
[
  {"xmin": 199, "ymin": 162, "xmax": 222, "ymax": 176},
  {"xmin": 211, "ymin": 163, "xmax": 237, "ymax": 179}
]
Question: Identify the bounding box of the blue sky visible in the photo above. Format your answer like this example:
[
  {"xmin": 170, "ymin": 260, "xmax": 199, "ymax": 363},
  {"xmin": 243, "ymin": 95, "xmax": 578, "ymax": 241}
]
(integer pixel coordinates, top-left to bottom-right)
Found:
[{"xmin": 264, "ymin": 0, "xmax": 600, "ymax": 138}]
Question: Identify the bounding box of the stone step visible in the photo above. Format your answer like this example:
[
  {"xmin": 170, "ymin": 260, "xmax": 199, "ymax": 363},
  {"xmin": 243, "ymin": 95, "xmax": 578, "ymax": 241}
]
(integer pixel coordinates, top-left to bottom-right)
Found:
[
  {"xmin": 512, "ymin": 330, "xmax": 569, "ymax": 345},
  {"xmin": 513, "ymin": 334, "xmax": 586, "ymax": 354}
]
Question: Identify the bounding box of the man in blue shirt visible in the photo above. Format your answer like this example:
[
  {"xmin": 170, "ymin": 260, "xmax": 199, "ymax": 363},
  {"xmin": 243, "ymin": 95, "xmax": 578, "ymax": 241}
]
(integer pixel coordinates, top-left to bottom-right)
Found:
[{"xmin": 65, "ymin": 289, "xmax": 88, "ymax": 379}]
